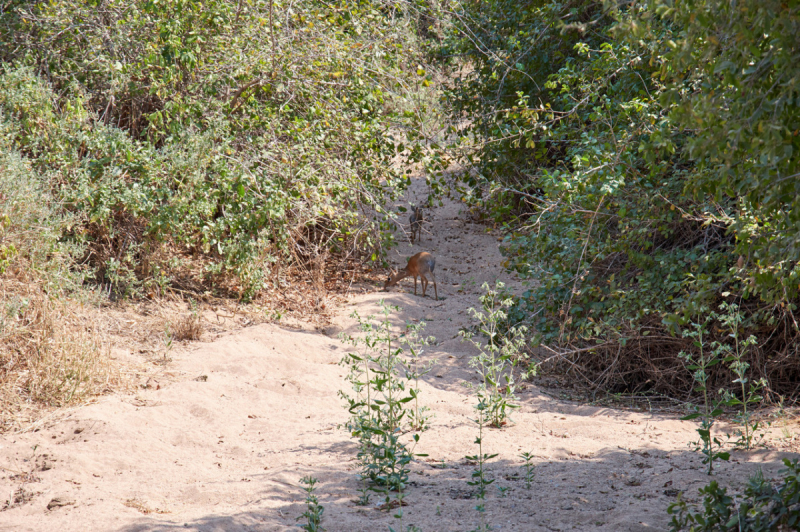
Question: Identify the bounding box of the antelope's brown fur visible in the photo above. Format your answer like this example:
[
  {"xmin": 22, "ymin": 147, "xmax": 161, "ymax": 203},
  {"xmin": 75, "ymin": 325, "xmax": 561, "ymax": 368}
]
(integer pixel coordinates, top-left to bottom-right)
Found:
[
  {"xmin": 409, "ymin": 206, "xmax": 424, "ymax": 243},
  {"xmin": 384, "ymin": 251, "xmax": 438, "ymax": 300}
]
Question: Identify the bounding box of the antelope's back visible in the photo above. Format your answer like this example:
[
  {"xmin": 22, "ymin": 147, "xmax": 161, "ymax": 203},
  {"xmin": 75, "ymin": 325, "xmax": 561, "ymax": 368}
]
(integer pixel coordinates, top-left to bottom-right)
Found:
[{"xmin": 419, "ymin": 252, "xmax": 435, "ymax": 273}]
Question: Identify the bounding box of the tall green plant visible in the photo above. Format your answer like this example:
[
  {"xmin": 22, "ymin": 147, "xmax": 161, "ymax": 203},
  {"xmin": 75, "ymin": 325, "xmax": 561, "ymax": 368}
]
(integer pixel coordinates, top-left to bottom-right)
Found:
[
  {"xmin": 460, "ymin": 281, "xmax": 531, "ymax": 428},
  {"xmin": 668, "ymin": 459, "xmax": 800, "ymax": 531},
  {"xmin": 678, "ymin": 315, "xmax": 730, "ymax": 475},
  {"xmin": 714, "ymin": 302, "xmax": 766, "ymax": 451},
  {"xmin": 339, "ymin": 302, "xmax": 428, "ymax": 510},
  {"xmin": 400, "ymin": 321, "xmax": 436, "ymax": 431},
  {"xmin": 465, "ymin": 399, "xmax": 496, "ymax": 532}
]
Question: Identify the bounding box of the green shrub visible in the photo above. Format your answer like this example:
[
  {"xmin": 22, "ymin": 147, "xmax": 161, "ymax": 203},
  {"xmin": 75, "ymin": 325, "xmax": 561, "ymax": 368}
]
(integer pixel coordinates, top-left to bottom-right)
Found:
[
  {"xmin": 442, "ymin": 0, "xmax": 800, "ymax": 400},
  {"xmin": 0, "ymin": 0, "xmax": 435, "ymax": 298},
  {"xmin": 668, "ymin": 459, "xmax": 800, "ymax": 531},
  {"xmin": 0, "ymin": 121, "xmax": 81, "ymax": 286}
]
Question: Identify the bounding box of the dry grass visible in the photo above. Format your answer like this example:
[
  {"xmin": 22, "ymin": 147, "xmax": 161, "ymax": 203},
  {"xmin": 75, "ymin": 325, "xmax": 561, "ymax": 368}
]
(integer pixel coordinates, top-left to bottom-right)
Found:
[
  {"xmin": 0, "ymin": 273, "xmax": 119, "ymax": 432},
  {"xmin": 171, "ymin": 313, "xmax": 203, "ymax": 342},
  {"xmin": 2, "ymin": 487, "xmax": 36, "ymax": 511},
  {"xmin": 122, "ymin": 497, "xmax": 169, "ymax": 514}
]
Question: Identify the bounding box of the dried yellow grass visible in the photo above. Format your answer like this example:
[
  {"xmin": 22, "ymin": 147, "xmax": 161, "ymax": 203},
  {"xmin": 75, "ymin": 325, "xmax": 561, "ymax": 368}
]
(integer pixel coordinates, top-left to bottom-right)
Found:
[
  {"xmin": 171, "ymin": 313, "xmax": 203, "ymax": 342},
  {"xmin": 0, "ymin": 275, "xmax": 119, "ymax": 432}
]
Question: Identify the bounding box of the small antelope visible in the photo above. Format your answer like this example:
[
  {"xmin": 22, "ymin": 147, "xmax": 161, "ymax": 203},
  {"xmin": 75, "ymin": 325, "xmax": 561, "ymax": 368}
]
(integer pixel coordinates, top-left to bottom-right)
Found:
[
  {"xmin": 384, "ymin": 251, "xmax": 438, "ymax": 300},
  {"xmin": 409, "ymin": 206, "xmax": 424, "ymax": 243}
]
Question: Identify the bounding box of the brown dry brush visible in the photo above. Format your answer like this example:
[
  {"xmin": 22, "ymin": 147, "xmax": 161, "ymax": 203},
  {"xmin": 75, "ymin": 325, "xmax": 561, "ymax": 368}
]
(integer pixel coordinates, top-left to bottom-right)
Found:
[
  {"xmin": 533, "ymin": 250, "xmax": 800, "ymax": 405},
  {"xmin": 0, "ymin": 268, "xmax": 119, "ymax": 431},
  {"xmin": 171, "ymin": 313, "xmax": 203, "ymax": 342},
  {"xmin": 537, "ymin": 309, "xmax": 800, "ymax": 405}
]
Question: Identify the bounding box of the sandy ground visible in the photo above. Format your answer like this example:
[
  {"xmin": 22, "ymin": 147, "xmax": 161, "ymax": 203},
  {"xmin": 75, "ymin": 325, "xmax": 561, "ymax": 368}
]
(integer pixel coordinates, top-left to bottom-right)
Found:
[{"xmin": 1, "ymin": 177, "xmax": 798, "ymax": 532}]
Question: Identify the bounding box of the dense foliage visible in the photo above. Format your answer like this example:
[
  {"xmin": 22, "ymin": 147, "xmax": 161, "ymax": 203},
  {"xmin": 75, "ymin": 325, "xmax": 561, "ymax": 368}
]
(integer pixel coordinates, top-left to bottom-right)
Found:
[
  {"xmin": 668, "ymin": 459, "xmax": 800, "ymax": 531},
  {"xmin": 0, "ymin": 0, "xmax": 434, "ymax": 299},
  {"xmin": 444, "ymin": 0, "xmax": 800, "ymax": 398}
]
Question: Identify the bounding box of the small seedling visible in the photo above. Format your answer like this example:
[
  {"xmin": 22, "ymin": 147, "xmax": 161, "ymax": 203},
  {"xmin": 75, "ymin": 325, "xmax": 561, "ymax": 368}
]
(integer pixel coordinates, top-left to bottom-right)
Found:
[
  {"xmin": 297, "ymin": 476, "xmax": 325, "ymax": 532},
  {"xmin": 772, "ymin": 395, "xmax": 793, "ymax": 441},
  {"xmin": 466, "ymin": 398, "xmax": 497, "ymax": 532},
  {"xmin": 520, "ymin": 451, "xmax": 536, "ymax": 489},
  {"xmin": 161, "ymin": 325, "xmax": 174, "ymax": 365},
  {"xmin": 355, "ymin": 481, "xmax": 371, "ymax": 506}
]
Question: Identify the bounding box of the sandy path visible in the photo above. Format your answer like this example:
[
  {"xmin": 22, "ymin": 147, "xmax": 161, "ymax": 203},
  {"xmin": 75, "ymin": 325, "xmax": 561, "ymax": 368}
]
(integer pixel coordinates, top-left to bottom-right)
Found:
[{"xmin": 1, "ymin": 177, "xmax": 797, "ymax": 532}]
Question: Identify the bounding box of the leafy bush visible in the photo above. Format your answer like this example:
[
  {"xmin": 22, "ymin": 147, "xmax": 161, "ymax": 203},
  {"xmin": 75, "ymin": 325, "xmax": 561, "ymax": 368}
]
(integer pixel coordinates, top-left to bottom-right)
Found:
[
  {"xmin": 0, "ymin": 0, "xmax": 435, "ymax": 299},
  {"xmin": 649, "ymin": 0, "xmax": 800, "ymax": 302},
  {"xmin": 0, "ymin": 0, "xmax": 440, "ymax": 427},
  {"xmin": 443, "ymin": 0, "xmax": 800, "ymax": 399},
  {"xmin": 668, "ymin": 459, "xmax": 800, "ymax": 531},
  {"xmin": 0, "ymin": 131, "xmax": 78, "ymax": 282}
]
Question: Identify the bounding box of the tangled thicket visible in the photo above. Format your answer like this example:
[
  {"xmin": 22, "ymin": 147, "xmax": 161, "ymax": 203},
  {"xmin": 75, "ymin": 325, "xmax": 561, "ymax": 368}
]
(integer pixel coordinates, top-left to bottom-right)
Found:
[
  {"xmin": 0, "ymin": 0, "xmax": 439, "ymax": 301},
  {"xmin": 443, "ymin": 0, "xmax": 800, "ymax": 401}
]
